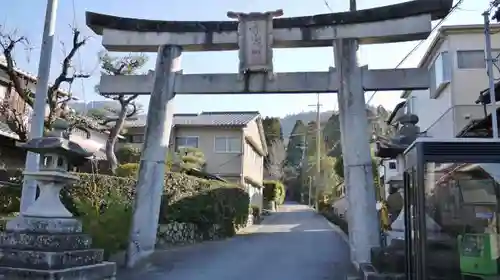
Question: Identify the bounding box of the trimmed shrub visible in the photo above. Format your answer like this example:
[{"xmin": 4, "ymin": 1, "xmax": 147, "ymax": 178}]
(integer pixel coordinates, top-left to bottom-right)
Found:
[
  {"xmin": 73, "ymin": 189, "xmax": 133, "ymax": 259},
  {"xmin": 321, "ymin": 207, "xmax": 349, "ymax": 234},
  {"xmin": 115, "ymin": 163, "xmax": 139, "ymax": 178},
  {"xmin": 250, "ymin": 205, "xmax": 261, "ymax": 222},
  {"xmin": 162, "ymin": 183, "xmax": 249, "ymax": 238},
  {"xmin": 263, "ymin": 180, "xmax": 286, "ymax": 205},
  {"xmin": 116, "ymin": 145, "xmax": 141, "ymax": 164},
  {"xmin": 0, "ymin": 169, "xmax": 24, "ymax": 215},
  {"xmin": 0, "ymin": 170, "xmax": 249, "ymax": 257}
]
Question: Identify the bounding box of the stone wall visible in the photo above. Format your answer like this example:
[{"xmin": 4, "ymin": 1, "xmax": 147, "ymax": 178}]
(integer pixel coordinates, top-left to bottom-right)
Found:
[
  {"xmin": 158, "ymin": 216, "xmax": 256, "ymax": 246},
  {"xmin": 156, "ymin": 222, "xmax": 223, "ymax": 247}
]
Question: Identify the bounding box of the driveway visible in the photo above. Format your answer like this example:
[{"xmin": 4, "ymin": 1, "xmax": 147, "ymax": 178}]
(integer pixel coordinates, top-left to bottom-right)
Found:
[{"xmin": 117, "ymin": 202, "xmax": 353, "ymax": 280}]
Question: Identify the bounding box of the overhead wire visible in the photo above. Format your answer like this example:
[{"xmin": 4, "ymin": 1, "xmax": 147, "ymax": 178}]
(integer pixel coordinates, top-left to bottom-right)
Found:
[
  {"xmin": 323, "ymin": 0, "xmax": 334, "ymax": 12},
  {"xmin": 71, "ymin": 0, "xmax": 87, "ymax": 114},
  {"xmin": 366, "ymin": 0, "xmax": 465, "ymax": 104}
]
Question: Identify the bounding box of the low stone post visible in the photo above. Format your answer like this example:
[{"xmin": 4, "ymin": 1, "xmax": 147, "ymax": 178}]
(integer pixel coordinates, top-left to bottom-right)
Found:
[{"xmin": 0, "ymin": 119, "xmax": 116, "ymax": 279}]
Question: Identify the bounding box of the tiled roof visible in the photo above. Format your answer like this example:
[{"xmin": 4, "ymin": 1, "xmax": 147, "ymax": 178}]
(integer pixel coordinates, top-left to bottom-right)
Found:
[
  {"xmin": 0, "ymin": 56, "xmax": 72, "ymax": 97},
  {"xmin": 125, "ymin": 111, "xmax": 260, "ymax": 128},
  {"xmin": 0, "ymin": 121, "xmax": 19, "ymax": 140}
]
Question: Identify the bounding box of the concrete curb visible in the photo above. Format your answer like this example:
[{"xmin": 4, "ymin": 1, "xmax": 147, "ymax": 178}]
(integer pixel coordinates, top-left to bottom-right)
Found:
[{"xmin": 310, "ymin": 207, "xmax": 350, "ymax": 245}]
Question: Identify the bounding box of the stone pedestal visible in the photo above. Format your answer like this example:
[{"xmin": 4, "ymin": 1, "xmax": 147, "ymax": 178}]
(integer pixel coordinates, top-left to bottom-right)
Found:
[
  {"xmin": 0, "ymin": 120, "xmax": 116, "ymax": 279},
  {"xmin": 0, "ymin": 216, "xmax": 116, "ymax": 279}
]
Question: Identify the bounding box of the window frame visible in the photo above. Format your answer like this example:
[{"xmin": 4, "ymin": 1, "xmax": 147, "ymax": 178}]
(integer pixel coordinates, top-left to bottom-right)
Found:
[
  {"xmin": 456, "ymin": 49, "xmax": 486, "ymax": 69},
  {"xmin": 131, "ymin": 134, "xmax": 145, "ymax": 143},
  {"xmin": 430, "ymin": 51, "xmax": 451, "ymax": 99},
  {"xmin": 175, "ymin": 136, "xmax": 199, "ymax": 150},
  {"xmin": 389, "ymin": 162, "xmax": 397, "ymax": 170},
  {"xmin": 0, "ymin": 83, "xmax": 6, "ymax": 101},
  {"xmin": 214, "ymin": 136, "xmax": 242, "ymax": 153}
]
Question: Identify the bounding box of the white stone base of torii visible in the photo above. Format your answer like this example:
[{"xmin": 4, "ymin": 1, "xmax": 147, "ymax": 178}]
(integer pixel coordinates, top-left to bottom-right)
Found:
[{"xmin": 86, "ymin": 0, "xmax": 453, "ymax": 269}]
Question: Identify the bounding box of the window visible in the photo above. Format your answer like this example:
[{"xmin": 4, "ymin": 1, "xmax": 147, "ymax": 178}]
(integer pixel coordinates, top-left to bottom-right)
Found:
[
  {"xmin": 389, "ymin": 162, "xmax": 396, "ymax": 170},
  {"xmin": 0, "ymin": 84, "xmax": 6, "ymax": 101},
  {"xmin": 457, "ymin": 50, "xmax": 486, "ymax": 69},
  {"xmin": 175, "ymin": 136, "xmax": 198, "ymax": 150},
  {"xmin": 214, "ymin": 136, "xmax": 241, "ymax": 153},
  {"xmin": 405, "ymin": 96, "xmax": 415, "ymax": 114},
  {"xmin": 22, "ymin": 102, "xmax": 33, "ymax": 127},
  {"xmin": 131, "ymin": 134, "xmax": 144, "ymax": 143},
  {"xmin": 430, "ymin": 51, "xmax": 451, "ymax": 98}
]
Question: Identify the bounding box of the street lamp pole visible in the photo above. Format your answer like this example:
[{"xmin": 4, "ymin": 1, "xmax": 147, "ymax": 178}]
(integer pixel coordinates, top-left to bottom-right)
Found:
[
  {"xmin": 308, "ymin": 93, "xmax": 322, "ymax": 209},
  {"xmin": 20, "ymin": 0, "xmax": 59, "ymax": 212}
]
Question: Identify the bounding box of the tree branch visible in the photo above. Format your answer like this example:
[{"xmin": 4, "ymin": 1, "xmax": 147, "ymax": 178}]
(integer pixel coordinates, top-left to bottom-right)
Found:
[
  {"xmin": 47, "ymin": 28, "xmax": 90, "ymax": 125},
  {"xmin": 0, "ymin": 33, "xmax": 34, "ymax": 108}
]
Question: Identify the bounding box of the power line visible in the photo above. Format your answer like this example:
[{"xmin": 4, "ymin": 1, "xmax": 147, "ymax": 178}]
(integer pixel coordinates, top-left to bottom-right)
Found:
[
  {"xmin": 71, "ymin": 0, "xmax": 87, "ymax": 113},
  {"xmin": 366, "ymin": 0, "xmax": 465, "ymax": 104},
  {"xmin": 323, "ymin": 0, "xmax": 333, "ymax": 12}
]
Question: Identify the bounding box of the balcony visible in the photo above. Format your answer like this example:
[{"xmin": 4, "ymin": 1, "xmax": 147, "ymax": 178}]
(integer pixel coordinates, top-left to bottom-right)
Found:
[{"xmin": 424, "ymin": 104, "xmax": 495, "ymax": 138}]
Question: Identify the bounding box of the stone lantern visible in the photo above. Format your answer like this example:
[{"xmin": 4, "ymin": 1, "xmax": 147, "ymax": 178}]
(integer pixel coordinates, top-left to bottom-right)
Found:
[{"xmin": 0, "ymin": 119, "xmax": 116, "ymax": 279}]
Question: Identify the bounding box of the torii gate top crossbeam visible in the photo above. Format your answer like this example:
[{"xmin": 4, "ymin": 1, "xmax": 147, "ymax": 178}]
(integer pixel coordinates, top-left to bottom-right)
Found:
[
  {"xmin": 87, "ymin": 0, "xmax": 451, "ymax": 34},
  {"xmin": 86, "ymin": 0, "xmax": 453, "ymax": 52}
]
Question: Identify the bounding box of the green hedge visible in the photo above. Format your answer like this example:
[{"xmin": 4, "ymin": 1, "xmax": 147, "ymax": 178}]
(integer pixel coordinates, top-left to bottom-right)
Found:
[
  {"xmin": 321, "ymin": 208, "xmax": 349, "ymax": 234},
  {"xmin": 263, "ymin": 180, "xmax": 286, "ymax": 205},
  {"xmin": 162, "ymin": 184, "xmax": 249, "ymax": 238},
  {"xmin": 0, "ymin": 171, "xmax": 249, "ymax": 259}
]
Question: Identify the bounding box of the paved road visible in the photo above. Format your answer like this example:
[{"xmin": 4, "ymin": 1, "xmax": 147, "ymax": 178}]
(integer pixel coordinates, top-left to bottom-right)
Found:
[{"xmin": 118, "ymin": 202, "xmax": 353, "ymax": 280}]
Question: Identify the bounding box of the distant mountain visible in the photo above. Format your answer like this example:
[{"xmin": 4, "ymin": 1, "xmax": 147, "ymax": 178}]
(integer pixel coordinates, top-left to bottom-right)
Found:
[{"xmin": 280, "ymin": 106, "xmax": 393, "ymax": 143}]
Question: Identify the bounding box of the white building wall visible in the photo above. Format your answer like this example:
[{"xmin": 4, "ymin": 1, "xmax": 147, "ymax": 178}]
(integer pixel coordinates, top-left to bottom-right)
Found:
[{"xmin": 406, "ymin": 25, "xmax": 500, "ymax": 138}]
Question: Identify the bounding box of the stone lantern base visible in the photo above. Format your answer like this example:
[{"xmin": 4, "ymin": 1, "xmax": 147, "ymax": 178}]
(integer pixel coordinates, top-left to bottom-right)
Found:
[{"xmin": 0, "ymin": 216, "xmax": 116, "ymax": 279}]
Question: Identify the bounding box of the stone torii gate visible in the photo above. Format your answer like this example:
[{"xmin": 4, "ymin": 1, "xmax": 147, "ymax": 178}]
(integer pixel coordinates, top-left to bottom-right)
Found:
[{"xmin": 86, "ymin": 0, "xmax": 453, "ymax": 268}]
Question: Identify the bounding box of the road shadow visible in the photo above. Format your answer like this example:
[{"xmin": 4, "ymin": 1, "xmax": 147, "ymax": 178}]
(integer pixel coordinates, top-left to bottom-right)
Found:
[
  {"xmin": 116, "ymin": 204, "xmax": 354, "ymax": 280},
  {"xmin": 116, "ymin": 230, "xmax": 353, "ymax": 280}
]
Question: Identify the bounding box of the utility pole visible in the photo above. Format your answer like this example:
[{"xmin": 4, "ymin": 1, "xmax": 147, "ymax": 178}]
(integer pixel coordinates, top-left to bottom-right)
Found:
[
  {"xmin": 20, "ymin": 0, "xmax": 59, "ymax": 212},
  {"xmin": 350, "ymin": 0, "xmax": 357, "ymax": 12},
  {"xmin": 309, "ymin": 93, "xmax": 322, "ymax": 209},
  {"xmin": 308, "ymin": 176, "xmax": 312, "ymax": 206},
  {"xmin": 484, "ymin": 1, "xmax": 500, "ymax": 138},
  {"xmin": 315, "ymin": 93, "xmax": 321, "ymax": 209}
]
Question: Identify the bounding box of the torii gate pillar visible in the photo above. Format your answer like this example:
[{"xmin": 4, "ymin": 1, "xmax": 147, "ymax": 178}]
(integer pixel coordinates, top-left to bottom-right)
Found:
[
  {"xmin": 335, "ymin": 38, "xmax": 379, "ymax": 264},
  {"xmin": 125, "ymin": 45, "xmax": 181, "ymax": 267}
]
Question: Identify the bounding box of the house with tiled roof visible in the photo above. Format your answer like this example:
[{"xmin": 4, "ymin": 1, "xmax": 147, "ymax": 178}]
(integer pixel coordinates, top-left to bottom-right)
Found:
[
  {"xmin": 0, "ymin": 56, "xmax": 118, "ymax": 170},
  {"xmin": 122, "ymin": 111, "xmax": 268, "ymax": 210}
]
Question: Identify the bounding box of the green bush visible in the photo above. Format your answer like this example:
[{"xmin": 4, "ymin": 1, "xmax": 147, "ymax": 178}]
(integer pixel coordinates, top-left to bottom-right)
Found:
[
  {"xmin": 0, "ymin": 169, "xmax": 24, "ymax": 214},
  {"xmin": 263, "ymin": 180, "xmax": 286, "ymax": 205},
  {"xmin": 321, "ymin": 208, "xmax": 349, "ymax": 234},
  {"xmin": 115, "ymin": 163, "xmax": 139, "ymax": 178},
  {"xmin": 161, "ymin": 180, "xmax": 249, "ymax": 238},
  {"xmin": 116, "ymin": 145, "xmax": 141, "ymax": 164},
  {"xmin": 250, "ymin": 205, "xmax": 261, "ymax": 222},
  {"xmin": 74, "ymin": 189, "xmax": 133, "ymax": 259},
  {"xmin": 0, "ymin": 171, "xmax": 249, "ymax": 256}
]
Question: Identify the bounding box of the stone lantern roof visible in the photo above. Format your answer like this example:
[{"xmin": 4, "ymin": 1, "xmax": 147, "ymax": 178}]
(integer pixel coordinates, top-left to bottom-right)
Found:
[{"xmin": 17, "ymin": 119, "xmax": 96, "ymax": 165}]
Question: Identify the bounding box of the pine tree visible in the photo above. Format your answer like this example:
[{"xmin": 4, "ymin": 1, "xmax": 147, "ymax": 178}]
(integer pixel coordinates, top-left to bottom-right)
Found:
[
  {"xmin": 305, "ymin": 121, "xmax": 327, "ymax": 157},
  {"xmin": 284, "ymin": 120, "xmax": 307, "ymax": 168},
  {"xmin": 322, "ymin": 113, "xmax": 342, "ymax": 157},
  {"xmin": 262, "ymin": 117, "xmax": 283, "ymax": 145}
]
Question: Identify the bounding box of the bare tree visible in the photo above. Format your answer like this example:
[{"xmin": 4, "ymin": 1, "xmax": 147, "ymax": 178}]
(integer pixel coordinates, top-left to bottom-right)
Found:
[
  {"xmin": 0, "ymin": 27, "xmax": 90, "ymax": 141},
  {"xmin": 97, "ymin": 51, "xmax": 147, "ymax": 174},
  {"xmin": 265, "ymin": 139, "xmax": 286, "ymax": 180}
]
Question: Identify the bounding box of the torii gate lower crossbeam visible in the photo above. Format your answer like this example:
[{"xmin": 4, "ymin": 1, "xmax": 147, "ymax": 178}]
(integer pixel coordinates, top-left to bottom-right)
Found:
[{"xmin": 86, "ymin": 0, "xmax": 454, "ymax": 270}]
